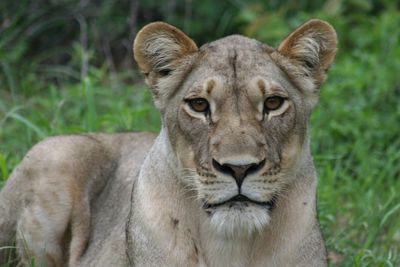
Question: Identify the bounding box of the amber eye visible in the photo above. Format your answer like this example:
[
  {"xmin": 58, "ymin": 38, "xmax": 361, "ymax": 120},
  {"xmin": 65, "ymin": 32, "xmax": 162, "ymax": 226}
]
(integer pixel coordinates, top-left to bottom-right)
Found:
[
  {"xmin": 264, "ymin": 96, "xmax": 284, "ymax": 112},
  {"xmin": 188, "ymin": 98, "xmax": 210, "ymax": 113}
]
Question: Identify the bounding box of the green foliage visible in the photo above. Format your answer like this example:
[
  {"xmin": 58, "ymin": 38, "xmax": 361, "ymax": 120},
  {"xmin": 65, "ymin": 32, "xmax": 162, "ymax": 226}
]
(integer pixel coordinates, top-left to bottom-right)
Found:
[{"xmin": 0, "ymin": 0, "xmax": 399, "ymax": 266}]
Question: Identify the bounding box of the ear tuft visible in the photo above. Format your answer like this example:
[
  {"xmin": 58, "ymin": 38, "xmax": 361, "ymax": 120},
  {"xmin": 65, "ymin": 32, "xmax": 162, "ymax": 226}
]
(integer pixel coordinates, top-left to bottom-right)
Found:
[
  {"xmin": 133, "ymin": 22, "xmax": 198, "ymax": 79},
  {"xmin": 278, "ymin": 19, "xmax": 337, "ymax": 88}
]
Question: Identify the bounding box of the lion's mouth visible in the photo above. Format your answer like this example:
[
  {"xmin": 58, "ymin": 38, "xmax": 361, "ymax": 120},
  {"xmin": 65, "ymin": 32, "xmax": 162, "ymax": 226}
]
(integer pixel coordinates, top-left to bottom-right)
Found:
[{"xmin": 203, "ymin": 194, "xmax": 276, "ymax": 210}]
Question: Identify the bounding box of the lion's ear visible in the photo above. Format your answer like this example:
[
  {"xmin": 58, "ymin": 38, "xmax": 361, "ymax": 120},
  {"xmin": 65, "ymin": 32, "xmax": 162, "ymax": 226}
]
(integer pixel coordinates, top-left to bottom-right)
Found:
[
  {"xmin": 278, "ymin": 19, "xmax": 337, "ymax": 89},
  {"xmin": 133, "ymin": 22, "xmax": 198, "ymax": 88}
]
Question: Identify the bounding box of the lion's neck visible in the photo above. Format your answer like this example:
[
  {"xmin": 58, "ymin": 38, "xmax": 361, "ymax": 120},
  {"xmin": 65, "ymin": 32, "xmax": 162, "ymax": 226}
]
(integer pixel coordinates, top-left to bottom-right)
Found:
[{"xmin": 198, "ymin": 224, "xmax": 256, "ymax": 267}]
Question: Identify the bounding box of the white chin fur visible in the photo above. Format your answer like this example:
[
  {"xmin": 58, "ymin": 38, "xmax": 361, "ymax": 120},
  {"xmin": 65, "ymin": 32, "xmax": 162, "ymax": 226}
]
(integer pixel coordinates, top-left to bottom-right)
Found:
[{"xmin": 208, "ymin": 204, "xmax": 271, "ymax": 238}]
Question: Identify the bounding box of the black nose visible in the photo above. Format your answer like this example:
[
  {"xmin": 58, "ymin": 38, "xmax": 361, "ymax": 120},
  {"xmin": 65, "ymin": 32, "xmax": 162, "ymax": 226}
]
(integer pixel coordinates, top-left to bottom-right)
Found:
[{"xmin": 212, "ymin": 159, "xmax": 265, "ymax": 188}]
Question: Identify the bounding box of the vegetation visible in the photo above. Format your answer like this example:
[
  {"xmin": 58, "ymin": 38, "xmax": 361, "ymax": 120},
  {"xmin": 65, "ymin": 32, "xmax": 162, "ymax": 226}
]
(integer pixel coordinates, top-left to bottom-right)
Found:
[{"xmin": 1, "ymin": 0, "xmax": 399, "ymax": 266}]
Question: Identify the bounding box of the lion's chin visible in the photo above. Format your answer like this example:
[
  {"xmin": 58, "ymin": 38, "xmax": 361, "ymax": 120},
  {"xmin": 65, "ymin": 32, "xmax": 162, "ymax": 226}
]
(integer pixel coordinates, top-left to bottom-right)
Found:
[{"xmin": 206, "ymin": 203, "xmax": 271, "ymax": 238}]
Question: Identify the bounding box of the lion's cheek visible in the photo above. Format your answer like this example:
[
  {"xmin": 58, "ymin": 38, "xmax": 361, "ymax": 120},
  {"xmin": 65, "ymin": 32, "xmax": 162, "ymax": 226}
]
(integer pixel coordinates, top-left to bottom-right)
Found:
[
  {"xmin": 175, "ymin": 139, "xmax": 196, "ymax": 169},
  {"xmin": 175, "ymin": 108, "xmax": 211, "ymax": 165},
  {"xmin": 280, "ymin": 135, "xmax": 303, "ymax": 172}
]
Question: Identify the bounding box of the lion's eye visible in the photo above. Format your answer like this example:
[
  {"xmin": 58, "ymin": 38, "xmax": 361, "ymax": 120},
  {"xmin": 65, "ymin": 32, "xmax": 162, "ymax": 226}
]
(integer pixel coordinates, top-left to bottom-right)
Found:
[
  {"xmin": 187, "ymin": 98, "xmax": 209, "ymax": 113},
  {"xmin": 264, "ymin": 96, "xmax": 284, "ymax": 112}
]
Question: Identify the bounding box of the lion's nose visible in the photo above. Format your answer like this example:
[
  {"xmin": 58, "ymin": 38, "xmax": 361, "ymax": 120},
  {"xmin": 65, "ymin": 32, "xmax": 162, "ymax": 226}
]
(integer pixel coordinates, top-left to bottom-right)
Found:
[{"xmin": 212, "ymin": 159, "xmax": 265, "ymax": 188}]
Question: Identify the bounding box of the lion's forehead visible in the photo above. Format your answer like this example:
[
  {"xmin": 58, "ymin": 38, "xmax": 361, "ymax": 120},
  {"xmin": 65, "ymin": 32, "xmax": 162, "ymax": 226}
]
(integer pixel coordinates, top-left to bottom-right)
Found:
[
  {"xmin": 200, "ymin": 49, "xmax": 276, "ymax": 75},
  {"xmin": 186, "ymin": 63, "xmax": 288, "ymax": 102},
  {"xmin": 200, "ymin": 34, "xmax": 274, "ymax": 54},
  {"xmin": 201, "ymin": 35, "xmax": 274, "ymax": 64},
  {"xmin": 190, "ymin": 36, "xmax": 288, "ymax": 96}
]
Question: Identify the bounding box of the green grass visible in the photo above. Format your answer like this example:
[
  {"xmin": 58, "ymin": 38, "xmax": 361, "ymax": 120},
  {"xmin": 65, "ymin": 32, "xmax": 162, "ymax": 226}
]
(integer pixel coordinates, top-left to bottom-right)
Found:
[
  {"xmin": 0, "ymin": 71, "xmax": 161, "ymax": 187},
  {"xmin": 1, "ymin": 2, "xmax": 399, "ymax": 266}
]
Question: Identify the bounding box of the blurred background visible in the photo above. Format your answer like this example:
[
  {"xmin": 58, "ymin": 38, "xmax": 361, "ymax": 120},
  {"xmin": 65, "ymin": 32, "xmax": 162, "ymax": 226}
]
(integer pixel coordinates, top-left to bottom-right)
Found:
[{"xmin": 0, "ymin": 0, "xmax": 399, "ymax": 266}]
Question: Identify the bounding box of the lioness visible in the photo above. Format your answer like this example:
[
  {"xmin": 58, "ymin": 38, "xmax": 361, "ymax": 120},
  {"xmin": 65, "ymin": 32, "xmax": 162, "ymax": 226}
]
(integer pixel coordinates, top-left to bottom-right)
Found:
[{"xmin": 0, "ymin": 19, "xmax": 337, "ymax": 266}]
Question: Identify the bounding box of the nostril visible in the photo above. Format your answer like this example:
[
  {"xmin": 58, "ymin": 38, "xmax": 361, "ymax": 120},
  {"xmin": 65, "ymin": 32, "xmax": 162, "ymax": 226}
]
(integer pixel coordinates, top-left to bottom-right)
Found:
[
  {"xmin": 247, "ymin": 159, "xmax": 266, "ymax": 175},
  {"xmin": 212, "ymin": 159, "xmax": 231, "ymax": 175}
]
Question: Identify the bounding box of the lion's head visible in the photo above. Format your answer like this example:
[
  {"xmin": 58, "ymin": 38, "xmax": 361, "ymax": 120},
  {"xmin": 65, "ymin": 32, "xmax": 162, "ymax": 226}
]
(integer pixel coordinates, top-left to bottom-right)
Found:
[{"xmin": 134, "ymin": 20, "xmax": 337, "ymax": 237}]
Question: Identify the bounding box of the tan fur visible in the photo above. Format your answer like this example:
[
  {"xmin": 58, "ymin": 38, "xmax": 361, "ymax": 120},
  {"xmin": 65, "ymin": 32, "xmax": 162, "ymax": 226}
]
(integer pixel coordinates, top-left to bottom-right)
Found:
[{"xmin": 0, "ymin": 19, "xmax": 337, "ymax": 266}]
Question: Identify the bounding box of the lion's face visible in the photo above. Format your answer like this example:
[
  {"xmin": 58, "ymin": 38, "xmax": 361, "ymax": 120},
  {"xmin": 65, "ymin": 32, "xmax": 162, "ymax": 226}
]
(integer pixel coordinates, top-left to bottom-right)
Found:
[
  {"xmin": 134, "ymin": 20, "xmax": 337, "ymax": 236},
  {"xmin": 166, "ymin": 37, "xmax": 308, "ymax": 235}
]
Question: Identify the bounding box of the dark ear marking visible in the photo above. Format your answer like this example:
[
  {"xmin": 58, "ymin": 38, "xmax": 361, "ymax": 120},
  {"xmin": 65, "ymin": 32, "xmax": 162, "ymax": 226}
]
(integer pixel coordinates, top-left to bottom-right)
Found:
[
  {"xmin": 303, "ymin": 58, "xmax": 315, "ymax": 70},
  {"xmin": 158, "ymin": 68, "xmax": 172, "ymax": 77}
]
